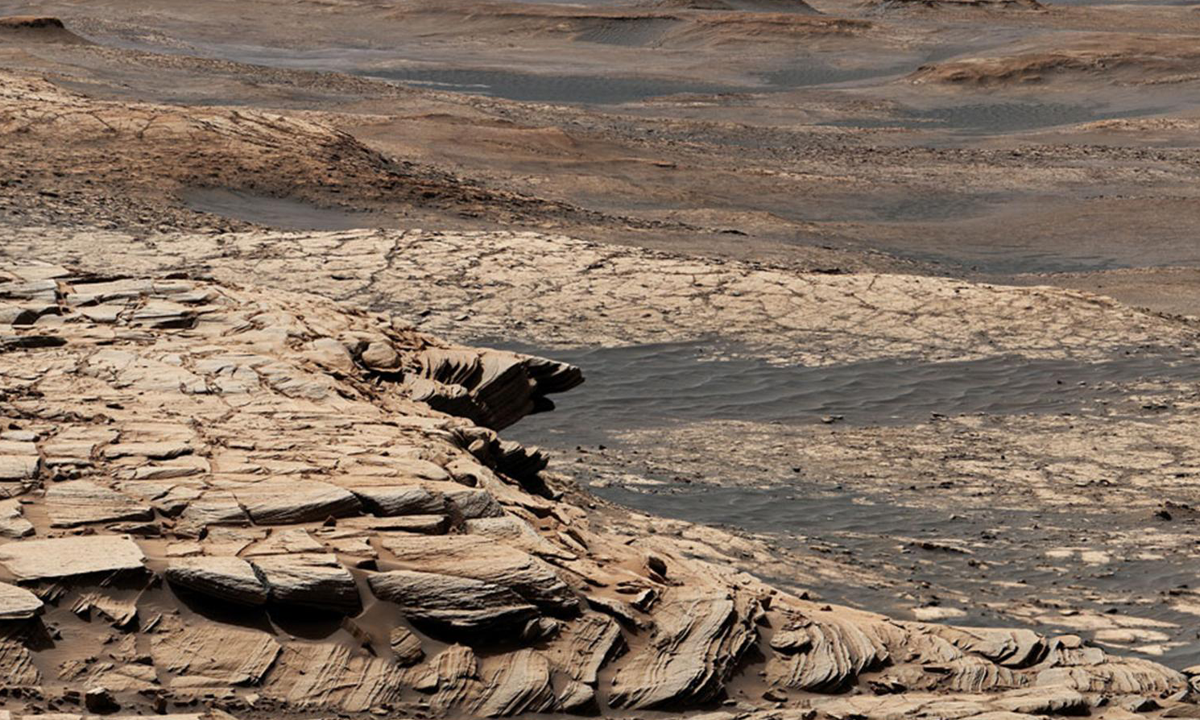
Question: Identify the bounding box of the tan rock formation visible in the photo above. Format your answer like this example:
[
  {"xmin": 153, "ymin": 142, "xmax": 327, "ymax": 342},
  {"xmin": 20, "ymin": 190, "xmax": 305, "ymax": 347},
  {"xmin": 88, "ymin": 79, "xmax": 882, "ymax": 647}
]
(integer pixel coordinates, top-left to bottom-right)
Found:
[
  {"xmin": 5, "ymin": 228, "xmax": 1194, "ymax": 366},
  {"xmin": 0, "ymin": 261, "xmax": 1189, "ymax": 719}
]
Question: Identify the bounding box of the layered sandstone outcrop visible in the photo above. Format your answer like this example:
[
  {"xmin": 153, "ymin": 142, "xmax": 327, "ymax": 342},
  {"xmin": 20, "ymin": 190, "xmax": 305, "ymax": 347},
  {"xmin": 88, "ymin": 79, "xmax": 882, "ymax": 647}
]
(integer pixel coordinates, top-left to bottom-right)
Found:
[{"xmin": 0, "ymin": 261, "xmax": 1191, "ymax": 719}]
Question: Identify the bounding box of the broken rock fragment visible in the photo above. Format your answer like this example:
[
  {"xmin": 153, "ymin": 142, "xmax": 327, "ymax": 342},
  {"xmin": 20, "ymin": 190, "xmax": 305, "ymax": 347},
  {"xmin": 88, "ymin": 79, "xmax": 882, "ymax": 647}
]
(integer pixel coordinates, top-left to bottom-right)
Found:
[
  {"xmin": 390, "ymin": 626, "xmax": 425, "ymax": 666},
  {"xmin": 84, "ymin": 685, "xmax": 120, "ymax": 713},
  {"xmin": 0, "ymin": 499, "xmax": 33, "ymax": 538},
  {"xmin": 72, "ymin": 591, "xmax": 138, "ymax": 628}
]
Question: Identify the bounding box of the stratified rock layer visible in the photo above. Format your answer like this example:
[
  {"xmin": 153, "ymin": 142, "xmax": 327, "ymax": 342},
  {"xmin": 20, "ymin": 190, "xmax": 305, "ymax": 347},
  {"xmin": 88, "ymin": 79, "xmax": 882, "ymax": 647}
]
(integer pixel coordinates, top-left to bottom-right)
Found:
[
  {"xmin": 0, "ymin": 261, "xmax": 1189, "ymax": 719},
  {"xmin": 7, "ymin": 228, "xmax": 1195, "ymax": 366},
  {"xmin": 164, "ymin": 557, "xmax": 269, "ymax": 605}
]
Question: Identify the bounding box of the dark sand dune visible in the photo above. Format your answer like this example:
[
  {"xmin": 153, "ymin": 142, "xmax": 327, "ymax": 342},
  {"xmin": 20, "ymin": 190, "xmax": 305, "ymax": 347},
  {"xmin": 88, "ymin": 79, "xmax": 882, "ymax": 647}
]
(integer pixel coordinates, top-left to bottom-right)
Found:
[
  {"xmin": 503, "ymin": 341, "xmax": 1200, "ymax": 442},
  {"xmin": 181, "ymin": 188, "xmax": 378, "ymax": 231}
]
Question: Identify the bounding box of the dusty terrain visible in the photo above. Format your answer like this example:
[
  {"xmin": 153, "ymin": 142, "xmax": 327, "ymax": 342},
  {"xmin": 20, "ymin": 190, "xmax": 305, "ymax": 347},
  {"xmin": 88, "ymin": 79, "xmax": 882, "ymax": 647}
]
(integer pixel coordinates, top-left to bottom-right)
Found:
[{"xmin": 5, "ymin": 0, "xmax": 1200, "ymax": 717}]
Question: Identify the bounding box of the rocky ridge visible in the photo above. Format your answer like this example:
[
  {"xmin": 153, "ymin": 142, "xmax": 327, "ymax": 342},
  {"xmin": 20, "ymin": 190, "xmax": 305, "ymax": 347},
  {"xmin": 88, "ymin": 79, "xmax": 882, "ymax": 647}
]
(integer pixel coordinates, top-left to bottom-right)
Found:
[
  {"xmin": 0, "ymin": 260, "xmax": 1191, "ymax": 719},
  {"xmin": 0, "ymin": 72, "xmax": 600, "ymax": 235}
]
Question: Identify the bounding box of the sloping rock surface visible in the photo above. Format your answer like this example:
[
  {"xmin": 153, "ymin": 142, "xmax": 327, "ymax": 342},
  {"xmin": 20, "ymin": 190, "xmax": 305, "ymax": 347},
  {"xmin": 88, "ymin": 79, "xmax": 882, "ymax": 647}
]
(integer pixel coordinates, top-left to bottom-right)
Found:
[{"xmin": 0, "ymin": 262, "xmax": 1188, "ymax": 719}]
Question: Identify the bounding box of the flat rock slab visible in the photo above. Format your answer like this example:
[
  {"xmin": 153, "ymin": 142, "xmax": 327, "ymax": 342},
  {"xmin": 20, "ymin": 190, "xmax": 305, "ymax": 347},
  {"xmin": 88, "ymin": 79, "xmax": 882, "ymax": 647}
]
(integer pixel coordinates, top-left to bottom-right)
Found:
[
  {"xmin": 343, "ymin": 482, "xmax": 446, "ymax": 517},
  {"xmin": 342, "ymin": 514, "xmax": 449, "ymax": 534},
  {"xmin": 232, "ymin": 481, "xmax": 361, "ymax": 525},
  {"xmin": 0, "ymin": 581, "xmax": 42, "ymax": 619},
  {"xmin": 0, "ymin": 455, "xmax": 38, "ymax": 481},
  {"xmin": 165, "ymin": 556, "xmax": 269, "ymax": 606},
  {"xmin": 251, "ymin": 553, "xmax": 361, "ymax": 614},
  {"xmin": 178, "ymin": 491, "xmax": 248, "ymax": 529},
  {"xmin": 151, "ymin": 619, "xmax": 281, "ymax": 686},
  {"xmin": 0, "ymin": 535, "xmax": 145, "ymax": 580},
  {"xmin": 381, "ymin": 535, "xmax": 577, "ymax": 612},
  {"xmin": 45, "ymin": 480, "xmax": 154, "ymax": 528}
]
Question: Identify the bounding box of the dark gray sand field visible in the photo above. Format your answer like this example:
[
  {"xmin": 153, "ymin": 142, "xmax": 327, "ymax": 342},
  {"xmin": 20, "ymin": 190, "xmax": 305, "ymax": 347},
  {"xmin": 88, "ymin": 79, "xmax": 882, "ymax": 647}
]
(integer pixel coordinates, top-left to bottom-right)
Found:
[{"xmin": 501, "ymin": 341, "xmax": 1200, "ymax": 666}]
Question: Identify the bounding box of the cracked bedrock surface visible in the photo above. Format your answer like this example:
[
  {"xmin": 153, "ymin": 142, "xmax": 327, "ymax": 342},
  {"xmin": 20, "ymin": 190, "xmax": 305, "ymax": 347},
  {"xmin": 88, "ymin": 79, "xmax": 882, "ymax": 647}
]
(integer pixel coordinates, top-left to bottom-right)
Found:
[
  {"xmin": 4, "ymin": 227, "xmax": 1196, "ymax": 366},
  {"xmin": 0, "ymin": 260, "xmax": 1192, "ymax": 720}
]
